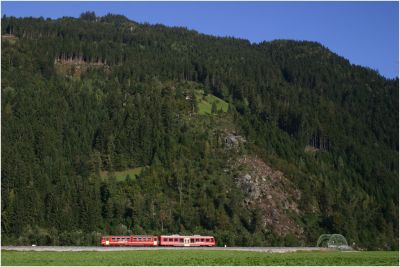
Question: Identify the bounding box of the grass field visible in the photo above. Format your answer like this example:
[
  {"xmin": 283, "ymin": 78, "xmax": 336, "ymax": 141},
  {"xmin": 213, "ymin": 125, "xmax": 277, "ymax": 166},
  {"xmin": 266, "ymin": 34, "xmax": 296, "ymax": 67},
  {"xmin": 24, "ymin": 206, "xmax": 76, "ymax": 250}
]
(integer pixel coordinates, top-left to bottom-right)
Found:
[
  {"xmin": 1, "ymin": 250, "xmax": 398, "ymax": 266},
  {"xmin": 100, "ymin": 167, "xmax": 144, "ymax": 181},
  {"xmin": 194, "ymin": 90, "xmax": 229, "ymax": 115}
]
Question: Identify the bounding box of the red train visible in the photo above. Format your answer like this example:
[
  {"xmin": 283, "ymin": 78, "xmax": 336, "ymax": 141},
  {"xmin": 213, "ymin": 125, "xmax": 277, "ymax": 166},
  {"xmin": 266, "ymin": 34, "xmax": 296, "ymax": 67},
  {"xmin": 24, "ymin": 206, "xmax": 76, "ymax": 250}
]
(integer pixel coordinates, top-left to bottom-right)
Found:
[{"xmin": 101, "ymin": 234, "xmax": 216, "ymax": 247}]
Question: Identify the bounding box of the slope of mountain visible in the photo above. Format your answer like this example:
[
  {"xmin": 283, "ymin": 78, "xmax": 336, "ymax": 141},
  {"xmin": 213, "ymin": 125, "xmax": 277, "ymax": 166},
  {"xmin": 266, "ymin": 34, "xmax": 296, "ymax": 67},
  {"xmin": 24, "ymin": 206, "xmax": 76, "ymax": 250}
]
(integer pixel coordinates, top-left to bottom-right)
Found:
[{"xmin": 1, "ymin": 12, "xmax": 398, "ymax": 249}]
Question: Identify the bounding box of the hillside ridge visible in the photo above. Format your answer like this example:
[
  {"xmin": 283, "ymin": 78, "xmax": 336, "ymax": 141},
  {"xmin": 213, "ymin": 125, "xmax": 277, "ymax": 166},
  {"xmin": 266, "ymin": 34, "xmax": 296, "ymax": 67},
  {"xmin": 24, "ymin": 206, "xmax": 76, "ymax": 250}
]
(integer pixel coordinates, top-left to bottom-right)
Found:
[{"xmin": 1, "ymin": 13, "xmax": 398, "ymax": 250}]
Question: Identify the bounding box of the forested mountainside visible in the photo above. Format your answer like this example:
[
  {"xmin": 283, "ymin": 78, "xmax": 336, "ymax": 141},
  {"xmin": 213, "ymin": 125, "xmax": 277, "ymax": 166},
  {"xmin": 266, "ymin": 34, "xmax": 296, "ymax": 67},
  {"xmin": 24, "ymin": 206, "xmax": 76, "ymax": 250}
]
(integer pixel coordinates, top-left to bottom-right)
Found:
[{"xmin": 1, "ymin": 12, "xmax": 398, "ymax": 249}]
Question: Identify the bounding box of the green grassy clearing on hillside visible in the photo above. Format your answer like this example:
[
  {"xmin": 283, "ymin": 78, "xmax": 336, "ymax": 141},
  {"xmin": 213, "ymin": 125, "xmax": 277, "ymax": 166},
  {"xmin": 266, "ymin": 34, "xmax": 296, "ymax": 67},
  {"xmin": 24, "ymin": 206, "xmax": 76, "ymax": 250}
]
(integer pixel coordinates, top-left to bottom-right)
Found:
[
  {"xmin": 194, "ymin": 90, "xmax": 229, "ymax": 115},
  {"xmin": 100, "ymin": 167, "xmax": 144, "ymax": 181},
  {"xmin": 1, "ymin": 250, "xmax": 398, "ymax": 266}
]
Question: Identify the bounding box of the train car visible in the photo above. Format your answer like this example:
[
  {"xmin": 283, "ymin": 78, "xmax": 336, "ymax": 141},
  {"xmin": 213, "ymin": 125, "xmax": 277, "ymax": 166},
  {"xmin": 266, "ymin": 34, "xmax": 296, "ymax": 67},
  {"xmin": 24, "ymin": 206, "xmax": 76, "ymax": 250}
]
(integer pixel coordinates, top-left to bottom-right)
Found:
[
  {"xmin": 101, "ymin": 235, "xmax": 158, "ymax": 246},
  {"xmin": 159, "ymin": 235, "xmax": 216, "ymax": 247}
]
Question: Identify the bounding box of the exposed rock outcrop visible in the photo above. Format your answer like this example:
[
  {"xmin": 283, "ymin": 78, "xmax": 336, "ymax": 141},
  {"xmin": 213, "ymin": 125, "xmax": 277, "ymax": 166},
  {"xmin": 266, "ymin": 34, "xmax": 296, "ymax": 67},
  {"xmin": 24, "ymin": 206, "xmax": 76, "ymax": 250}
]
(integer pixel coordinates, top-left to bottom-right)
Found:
[
  {"xmin": 54, "ymin": 57, "xmax": 109, "ymax": 77},
  {"xmin": 234, "ymin": 155, "xmax": 303, "ymax": 237}
]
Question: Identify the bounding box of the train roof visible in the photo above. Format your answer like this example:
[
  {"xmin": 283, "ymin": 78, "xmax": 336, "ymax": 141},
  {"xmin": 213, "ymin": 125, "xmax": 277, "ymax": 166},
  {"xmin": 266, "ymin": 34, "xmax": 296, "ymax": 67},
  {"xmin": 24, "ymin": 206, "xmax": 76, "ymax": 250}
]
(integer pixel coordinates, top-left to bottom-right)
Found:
[
  {"xmin": 160, "ymin": 235, "xmax": 214, "ymax": 238},
  {"xmin": 102, "ymin": 235, "xmax": 157, "ymax": 238}
]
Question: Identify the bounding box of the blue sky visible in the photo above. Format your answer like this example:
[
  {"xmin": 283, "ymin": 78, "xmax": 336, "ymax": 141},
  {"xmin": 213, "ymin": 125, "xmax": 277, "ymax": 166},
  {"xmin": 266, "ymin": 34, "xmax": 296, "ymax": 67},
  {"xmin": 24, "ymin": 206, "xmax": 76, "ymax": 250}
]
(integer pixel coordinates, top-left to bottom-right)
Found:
[{"xmin": 2, "ymin": 1, "xmax": 399, "ymax": 78}]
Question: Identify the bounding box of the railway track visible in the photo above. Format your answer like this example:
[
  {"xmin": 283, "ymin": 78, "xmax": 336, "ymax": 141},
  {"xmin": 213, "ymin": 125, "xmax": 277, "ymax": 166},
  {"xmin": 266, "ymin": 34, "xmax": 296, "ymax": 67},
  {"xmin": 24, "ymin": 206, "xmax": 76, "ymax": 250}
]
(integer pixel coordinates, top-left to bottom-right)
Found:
[{"xmin": 2, "ymin": 246, "xmax": 334, "ymax": 253}]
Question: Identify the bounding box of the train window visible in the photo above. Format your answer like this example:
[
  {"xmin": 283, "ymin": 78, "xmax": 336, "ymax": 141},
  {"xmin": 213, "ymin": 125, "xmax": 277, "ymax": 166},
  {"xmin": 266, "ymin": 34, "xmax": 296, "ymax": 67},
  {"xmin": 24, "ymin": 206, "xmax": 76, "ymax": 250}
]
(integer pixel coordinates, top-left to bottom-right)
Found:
[
  {"xmin": 169, "ymin": 238, "xmax": 173, "ymax": 242},
  {"xmin": 201, "ymin": 239, "xmax": 204, "ymax": 242},
  {"xmin": 196, "ymin": 239, "xmax": 199, "ymax": 242},
  {"xmin": 174, "ymin": 238, "xmax": 178, "ymax": 242},
  {"xmin": 206, "ymin": 239, "xmax": 210, "ymax": 242},
  {"xmin": 179, "ymin": 238, "xmax": 183, "ymax": 242},
  {"xmin": 190, "ymin": 239, "xmax": 194, "ymax": 243},
  {"xmin": 155, "ymin": 237, "xmax": 158, "ymax": 241}
]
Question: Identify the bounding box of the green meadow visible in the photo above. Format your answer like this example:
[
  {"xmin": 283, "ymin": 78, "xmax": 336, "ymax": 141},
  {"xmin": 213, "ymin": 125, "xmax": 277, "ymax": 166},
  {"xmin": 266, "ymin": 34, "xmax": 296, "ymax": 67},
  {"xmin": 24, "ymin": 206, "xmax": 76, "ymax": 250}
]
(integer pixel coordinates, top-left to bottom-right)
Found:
[
  {"xmin": 1, "ymin": 250, "xmax": 398, "ymax": 266},
  {"xmin": 194, "ymin": 90, "xmax": 229, "ymax": 115},
  {"xmin": 100, "ymin": 167, "xmax": 144, "ymax": 181}
]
